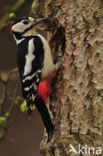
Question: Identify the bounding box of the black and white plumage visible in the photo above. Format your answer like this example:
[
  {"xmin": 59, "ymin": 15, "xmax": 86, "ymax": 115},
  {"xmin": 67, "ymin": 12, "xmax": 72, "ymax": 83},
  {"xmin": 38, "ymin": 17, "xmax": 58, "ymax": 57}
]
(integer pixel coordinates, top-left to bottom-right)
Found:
[
  {"xmin": 11, "ymin": 17, "xmax": 57, "ymax": 142},
  {"xmin": 17, "ymin": 35, "xmax": 44, "ymax": 112}
]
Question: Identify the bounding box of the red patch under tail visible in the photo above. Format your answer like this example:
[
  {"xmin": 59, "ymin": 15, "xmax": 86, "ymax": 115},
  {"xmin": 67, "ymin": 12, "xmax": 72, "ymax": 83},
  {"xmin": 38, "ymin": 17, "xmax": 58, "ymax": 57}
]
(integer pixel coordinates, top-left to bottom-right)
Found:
[{"xmin": 37, "ymin": 80, "xmax": 52, "ymax": 104}]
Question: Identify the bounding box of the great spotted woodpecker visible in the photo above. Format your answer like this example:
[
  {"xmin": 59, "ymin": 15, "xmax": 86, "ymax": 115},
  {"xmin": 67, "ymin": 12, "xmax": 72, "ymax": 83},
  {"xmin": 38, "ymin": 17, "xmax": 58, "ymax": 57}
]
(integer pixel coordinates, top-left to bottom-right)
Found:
[{"xmin": 11, "ymin": 17, "xmax": 60, "ymax": 142}]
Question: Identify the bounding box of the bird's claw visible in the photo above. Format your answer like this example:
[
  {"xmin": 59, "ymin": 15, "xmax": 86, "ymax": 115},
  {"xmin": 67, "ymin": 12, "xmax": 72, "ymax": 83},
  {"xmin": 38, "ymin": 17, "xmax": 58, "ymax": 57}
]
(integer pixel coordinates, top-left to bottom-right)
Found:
[{"xmin": 53, "ymin": 56, "xmax": 62, "ymax": 69}]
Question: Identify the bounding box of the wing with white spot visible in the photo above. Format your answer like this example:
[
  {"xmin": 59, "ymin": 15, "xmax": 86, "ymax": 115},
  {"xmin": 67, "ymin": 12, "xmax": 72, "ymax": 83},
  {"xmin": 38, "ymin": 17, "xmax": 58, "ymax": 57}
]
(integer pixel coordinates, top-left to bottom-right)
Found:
[
  {"xmin": 17, "ymin": 36, "xmax": 44, "ymax": 110},
  {"xmin": 21, "ymin": 69, "xmax": 42, "ymax": 103}
]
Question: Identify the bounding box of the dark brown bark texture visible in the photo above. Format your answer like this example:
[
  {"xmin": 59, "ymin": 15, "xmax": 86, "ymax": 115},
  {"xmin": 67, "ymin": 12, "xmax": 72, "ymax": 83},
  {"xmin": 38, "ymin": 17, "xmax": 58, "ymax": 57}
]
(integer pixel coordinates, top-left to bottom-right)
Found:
[{"xmin": 31, "ymin": 0, "xmax": 103, "ymax": 155}]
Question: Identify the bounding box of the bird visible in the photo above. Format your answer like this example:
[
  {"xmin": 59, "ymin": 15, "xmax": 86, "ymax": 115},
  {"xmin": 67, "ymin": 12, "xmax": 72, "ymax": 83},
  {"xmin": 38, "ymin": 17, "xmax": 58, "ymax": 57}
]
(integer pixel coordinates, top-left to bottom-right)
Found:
[{"xmin": 11, "ymin": 16, "xmax": 60, "ymax": 143}]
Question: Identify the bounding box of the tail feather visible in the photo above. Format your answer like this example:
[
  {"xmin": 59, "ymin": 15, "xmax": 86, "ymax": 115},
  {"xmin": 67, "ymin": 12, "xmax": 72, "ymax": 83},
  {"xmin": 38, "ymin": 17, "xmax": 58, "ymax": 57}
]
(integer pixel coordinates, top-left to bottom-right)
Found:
[{"xmin": 34, "ymin": 95, "xmax": 54, "ymax": 142}]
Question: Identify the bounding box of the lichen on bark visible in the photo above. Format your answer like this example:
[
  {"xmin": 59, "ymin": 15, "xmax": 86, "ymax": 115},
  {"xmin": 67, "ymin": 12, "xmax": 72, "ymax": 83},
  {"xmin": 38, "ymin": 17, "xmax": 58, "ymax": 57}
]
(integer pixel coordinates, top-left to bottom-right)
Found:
[{"xmin": 32, "ymin": 0, "xmax": 103, "ymax": 155}]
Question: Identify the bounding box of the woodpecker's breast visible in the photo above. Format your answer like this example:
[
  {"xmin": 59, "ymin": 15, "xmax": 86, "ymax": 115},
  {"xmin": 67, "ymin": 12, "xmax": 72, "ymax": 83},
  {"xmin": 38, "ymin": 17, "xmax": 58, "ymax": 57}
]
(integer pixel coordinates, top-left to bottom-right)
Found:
[{"xmin": 37, "ymin": 34, "xmax": 56, "ymax": 79}]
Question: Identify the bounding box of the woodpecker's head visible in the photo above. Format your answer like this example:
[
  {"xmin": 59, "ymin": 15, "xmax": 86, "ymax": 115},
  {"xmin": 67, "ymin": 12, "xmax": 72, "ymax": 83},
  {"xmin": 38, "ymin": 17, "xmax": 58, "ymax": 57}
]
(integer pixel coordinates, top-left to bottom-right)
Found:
[{"xmin": 11, "ymin": 17, "xmax": 47, "ymax": 40}]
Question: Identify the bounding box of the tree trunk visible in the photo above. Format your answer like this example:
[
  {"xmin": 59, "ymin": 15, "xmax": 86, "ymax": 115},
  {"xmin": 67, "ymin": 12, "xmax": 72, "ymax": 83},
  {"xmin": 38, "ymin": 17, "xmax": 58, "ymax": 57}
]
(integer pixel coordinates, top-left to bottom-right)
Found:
[{"xmin": 31, "ymin": 0, "xmax": 103, "ymax": 155}]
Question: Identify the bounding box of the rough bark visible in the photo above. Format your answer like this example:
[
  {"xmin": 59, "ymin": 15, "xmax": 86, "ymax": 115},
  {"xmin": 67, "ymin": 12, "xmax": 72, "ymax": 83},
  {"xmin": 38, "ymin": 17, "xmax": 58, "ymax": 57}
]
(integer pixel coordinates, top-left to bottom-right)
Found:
[{"xmin": 31, "ymin": 0, "xmax": 103, "ymax": 155}]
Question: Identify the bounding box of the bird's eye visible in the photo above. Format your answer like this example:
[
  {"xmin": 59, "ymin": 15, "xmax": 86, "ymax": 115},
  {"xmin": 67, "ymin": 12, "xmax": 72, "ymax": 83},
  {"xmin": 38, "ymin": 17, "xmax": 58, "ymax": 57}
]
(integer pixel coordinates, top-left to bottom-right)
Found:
[{"xmin": 23, "ymin": 20, "xmax": 29, "ymax": 24}]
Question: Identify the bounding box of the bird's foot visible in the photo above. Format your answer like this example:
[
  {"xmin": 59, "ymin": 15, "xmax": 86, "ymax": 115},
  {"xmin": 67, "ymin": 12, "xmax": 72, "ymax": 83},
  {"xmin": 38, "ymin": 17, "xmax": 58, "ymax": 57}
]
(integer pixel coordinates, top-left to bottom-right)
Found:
[{"xmin": 53, "ymin": 56, "xmax": 62, "ymax": 69}]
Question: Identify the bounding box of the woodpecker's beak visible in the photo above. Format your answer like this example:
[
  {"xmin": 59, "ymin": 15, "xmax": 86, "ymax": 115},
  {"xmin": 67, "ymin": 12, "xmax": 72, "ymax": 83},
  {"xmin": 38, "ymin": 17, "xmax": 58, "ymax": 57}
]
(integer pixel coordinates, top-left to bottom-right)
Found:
[{"xmin": 29, "ymin": 17, "xmax": 47, "ymax": 27}]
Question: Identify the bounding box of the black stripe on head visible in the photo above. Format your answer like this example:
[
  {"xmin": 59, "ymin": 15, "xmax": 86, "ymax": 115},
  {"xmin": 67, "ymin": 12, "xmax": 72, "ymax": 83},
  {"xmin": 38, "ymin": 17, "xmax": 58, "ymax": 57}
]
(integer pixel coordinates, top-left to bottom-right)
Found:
[
  {"xmin": 12, "ymin": 17, "xmax": 28, "ymax": 26},
  {"xmin": 12, "ymin": 31, "xmax": 22, "ymax": 40}
]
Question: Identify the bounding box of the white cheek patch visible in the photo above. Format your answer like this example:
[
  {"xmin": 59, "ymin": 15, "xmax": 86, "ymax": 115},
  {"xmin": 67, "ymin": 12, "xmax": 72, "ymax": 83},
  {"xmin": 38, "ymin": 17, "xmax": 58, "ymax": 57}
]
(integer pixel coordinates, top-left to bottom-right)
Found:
[
  {"xmin": 12, "ymin": 22, "xmax": 31, "ymax": 33},
  {"xmin": 12, "ymin": 23, "xmax": 25, "ymax": 33}
]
